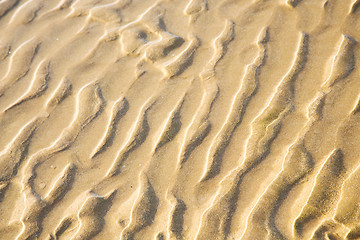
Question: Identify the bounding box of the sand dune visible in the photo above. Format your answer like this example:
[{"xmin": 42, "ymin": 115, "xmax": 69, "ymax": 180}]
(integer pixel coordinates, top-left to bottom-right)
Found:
[{"xmin": 1, "ymin": 0, "xmax": 360, "ymax": 239}]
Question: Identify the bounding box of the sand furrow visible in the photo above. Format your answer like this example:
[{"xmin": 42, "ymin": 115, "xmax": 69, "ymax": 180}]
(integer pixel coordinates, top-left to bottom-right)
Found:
[
  {"xmin": 199, "ymin": 19, "xmax": 234, "ymax": 80},
  {"xmin": 4, "ymin": 59, "xmax": 50, "ymax": 112},
  {"xmin": 0, "ymin": 118, "xmax": 40, "ymax": 183},
  {"xmin": 91, "ymin": 97, "xmax": 129, "ymax": 159},
  {"xmin": 200, "ymin": 26, "xmax": 269, "ymax": 182},
  {"xmin": 322, "ymin": 34, "xmax": 356, "ymax": 90},
  {"xmin": 8, "ymin": 83, "xmax": 106, "ymax": 239},
  {"xmin": 240, "ymin": 93, "xmax": 327, "ymax": 240},
  {"xmin": 163, "ymin": 35, "xmax": 200, "ymax": 78},
  {"xmin": 11, "ymin": 163, "xmax": 77, "ymax": 240},
  {"xmin": 154, "ymin": 97, "xmax": 184, "ymax": 152},
  {"xmin": 0, "ymin": 38, "xmax": 40, "ymax": 97},
  {"xmin": 106, "ymin": 101, "xmax": 152, "ymax": 177},
  {"xmin": 45, "ymin": 77, "xmax": 73, "ymax": 111},
  {"xmin": 194, "ymin": 31, "xmax": 309, "ymax": 240},
  {"xmin": 71, "ymin": 191, "xmax": 116, "ymax": 240},
  {"xmin": 121, "ymin": 177, "xmax": 158, "ymax": 240},
  {"xmin": 8, "ymin": 0, "xmax": 43, "ymax": 25},
  {"xmin": 0, "ymin": 0, "xmax": 20, "ymax": 19},
  {"xmin": 294, "ymin": 149, "xmax": 345, "ymax": 237}
]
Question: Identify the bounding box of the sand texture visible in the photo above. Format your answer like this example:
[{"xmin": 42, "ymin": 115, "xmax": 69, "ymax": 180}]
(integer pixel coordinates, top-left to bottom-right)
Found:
[{"xmin": 1, "ymin": 0, "xmax": 360, "ymax": 239}]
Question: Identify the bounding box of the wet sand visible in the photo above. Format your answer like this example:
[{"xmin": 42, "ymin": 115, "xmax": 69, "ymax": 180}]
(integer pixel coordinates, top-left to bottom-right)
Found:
[{"xmin": 1, "ymin": 0, "xmax": 360, "ymax": 239}]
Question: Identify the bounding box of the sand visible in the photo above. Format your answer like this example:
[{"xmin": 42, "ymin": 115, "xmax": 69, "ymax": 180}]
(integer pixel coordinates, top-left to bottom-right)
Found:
[{"xmin": 0, "ymin": 0, "xmax": 360, "ymax": 239}]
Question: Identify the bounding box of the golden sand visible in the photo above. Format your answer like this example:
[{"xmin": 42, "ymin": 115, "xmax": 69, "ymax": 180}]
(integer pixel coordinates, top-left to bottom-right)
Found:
[{"xmin": 0, "ymin": 0, "xmax": 360, "ymax": 239}]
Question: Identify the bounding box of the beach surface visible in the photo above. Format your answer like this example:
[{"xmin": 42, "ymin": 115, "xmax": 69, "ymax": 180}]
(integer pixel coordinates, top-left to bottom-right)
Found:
[{"xmin": 1, "ymin": 0, "xmax": 360, "ymax": 239}]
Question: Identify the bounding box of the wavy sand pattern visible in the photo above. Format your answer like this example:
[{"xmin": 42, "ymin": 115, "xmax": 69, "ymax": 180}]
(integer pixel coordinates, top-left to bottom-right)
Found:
[{"xmin": 1, "ymin": 0, "xmax": 360, "ymax": 239}]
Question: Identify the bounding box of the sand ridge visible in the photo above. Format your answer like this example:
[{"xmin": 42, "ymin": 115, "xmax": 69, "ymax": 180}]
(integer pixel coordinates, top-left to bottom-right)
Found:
[{"xmin": 1, "ymin": 0, "xmax": 360, "ymax": 239}]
